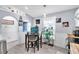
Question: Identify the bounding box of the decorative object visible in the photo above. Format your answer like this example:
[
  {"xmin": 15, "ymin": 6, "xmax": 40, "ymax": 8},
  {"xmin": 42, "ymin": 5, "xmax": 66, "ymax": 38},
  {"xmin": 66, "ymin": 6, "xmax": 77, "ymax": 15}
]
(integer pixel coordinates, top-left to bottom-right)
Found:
[
  {"xmin": 56, "ymin": 18, "xmax": 61, "ymax": 23},
  {"xmin": 0, "ymin": 19, "xmax": 14, "ymax": 25},
  {"xmin": 18, "ymin": 15, "xmax": 23, "ymax": 32},
  {"xmin": 36, "ymin": 19, "xmax": 40, "ymax": 24},
  {"xmin": 19, "ymin": 16, "xmax": 23, "ymax": 26},
  {"xmin": 19, "ymin": 20, "xmax": 23, "ymax": 26},
  {"xmin": 19, "ymin": 16, "xmax": 22, "ymax": 20},
  {"xmin": 62, "ymin": 22, "xmax": 69, "ymax": 27},
  {"xmin": 42, "ymin": 27, "xmax": 54, "ymax": 46}
]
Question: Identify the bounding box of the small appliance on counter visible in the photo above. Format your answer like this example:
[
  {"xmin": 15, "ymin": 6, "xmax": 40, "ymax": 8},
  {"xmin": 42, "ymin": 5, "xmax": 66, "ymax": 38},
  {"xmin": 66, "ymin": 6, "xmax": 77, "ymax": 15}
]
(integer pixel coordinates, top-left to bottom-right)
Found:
[{"xmin": 73, "ymin": 30, "xmax": 79, "ymax": 44}]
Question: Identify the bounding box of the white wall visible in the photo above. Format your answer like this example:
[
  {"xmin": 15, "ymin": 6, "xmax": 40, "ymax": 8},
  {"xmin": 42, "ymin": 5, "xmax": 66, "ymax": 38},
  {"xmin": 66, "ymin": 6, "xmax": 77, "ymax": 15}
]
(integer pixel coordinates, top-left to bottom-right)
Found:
[
  {"xmin": 33, "ymin": 9, "xmax": 77, "ymax": 48},
  {"xmin": 1, "ymin": 16, "xmax": 18, "ymax": 42},
  {"xmin": 33, "ymin": 16, "xmax": 56, "ymax": 43},
  {"xmin": 54, "ymin": 9, "xmax": 76, "ymax": 48},
  {"xmin": 19, "ymin": 14, "xmax": 33, "ymax": 44},
  {"xmin": 0, "ymin": 10, "xmax": 19, "ymax": 49},
  {"xmin": 0, "ymin": 9, "xmax": 33, "ymax": 49},
  {"xmin": 75, "ymin": 8, "xmax": 79, "ymax": 27},
  {"xmin": 0, "ymin": 10, "xmax": 19, "ymax": 42},
  {"xmin": 32, "ymin": 17, "xmax": 43, "ymax": 33}
]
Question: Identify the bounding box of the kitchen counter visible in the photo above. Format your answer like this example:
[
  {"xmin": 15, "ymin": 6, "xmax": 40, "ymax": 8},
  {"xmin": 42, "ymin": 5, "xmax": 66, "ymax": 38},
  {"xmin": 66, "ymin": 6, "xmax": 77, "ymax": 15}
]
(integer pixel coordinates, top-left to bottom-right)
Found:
[
  {"xmin": 67, "ymin": 34, "xmax": 79, "ymax": 54},
  {"xmin": 67, "ymin": 34, "xmax": 79, "ymax": 39},
  {"xmin": 70, "ymin": 43, "xmax": 79, "ymax": 54}
]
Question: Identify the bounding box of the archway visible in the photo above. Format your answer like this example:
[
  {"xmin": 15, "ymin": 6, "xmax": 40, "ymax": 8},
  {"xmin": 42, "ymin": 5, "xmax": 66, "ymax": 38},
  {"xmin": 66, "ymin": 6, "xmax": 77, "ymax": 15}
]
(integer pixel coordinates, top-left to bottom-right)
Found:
[{"xmin": 1, "ymin": 16, "xmax": 18, "ymax": 42}]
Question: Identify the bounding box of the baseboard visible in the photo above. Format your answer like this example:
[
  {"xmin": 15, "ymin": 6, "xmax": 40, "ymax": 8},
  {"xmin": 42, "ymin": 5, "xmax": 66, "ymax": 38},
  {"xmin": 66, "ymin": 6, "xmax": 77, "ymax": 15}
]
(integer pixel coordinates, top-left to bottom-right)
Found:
[
  {"xmin": 42, "ymin": 42, "xmax": 47, "ymax": 44},
  {"xmin": 42, "ymin": 42, "xmax": 54, "ymax": 47},
  {"xmin": 48, "ymin": 44, "xmax": 54, "ymax": 46}
]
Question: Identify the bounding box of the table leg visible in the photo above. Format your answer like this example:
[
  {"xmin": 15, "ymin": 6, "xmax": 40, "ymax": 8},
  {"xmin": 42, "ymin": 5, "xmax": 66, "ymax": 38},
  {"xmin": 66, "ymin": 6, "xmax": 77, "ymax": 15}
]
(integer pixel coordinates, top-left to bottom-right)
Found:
[{"xmin": 27, "ymin": 41, "xmax": 29, "ymax": 52}]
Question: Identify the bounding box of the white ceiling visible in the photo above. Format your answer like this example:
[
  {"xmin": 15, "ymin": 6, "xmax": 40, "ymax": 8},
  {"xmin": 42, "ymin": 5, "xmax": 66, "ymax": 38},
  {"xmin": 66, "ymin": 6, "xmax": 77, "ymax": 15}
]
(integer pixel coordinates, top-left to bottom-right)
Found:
[
  {"xmin": 1, "ymin": 5, "xmax": 79, "ymax": 17},
  {"xmin": 13, "ymin": 5, "xmax": 79, "ymax": 17}
]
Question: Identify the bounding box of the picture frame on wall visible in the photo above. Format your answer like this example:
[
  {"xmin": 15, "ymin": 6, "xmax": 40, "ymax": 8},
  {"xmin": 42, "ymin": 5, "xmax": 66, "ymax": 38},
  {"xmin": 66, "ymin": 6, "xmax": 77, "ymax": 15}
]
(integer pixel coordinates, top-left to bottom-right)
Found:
[
  {"xmin": 19, "ymin": 16, "xmax": 23, "ymax": 26},
  {"xmin": 62, "ymin": 22, "xmax": 69, "ymax": 27},
  {"xmin": 56, "ymin": 18, "xmax": 61, "ymax": 23},
  {"xmin": 19, "ymin": 19, "xmax": 23, "ymax": 26},
  {"xmin": 36, "ymin": 19, "xmax": 40, "ymax": 24},
  {"xmin": 19, "ymin": 16, "xmax": 22, "ymax": 20}
]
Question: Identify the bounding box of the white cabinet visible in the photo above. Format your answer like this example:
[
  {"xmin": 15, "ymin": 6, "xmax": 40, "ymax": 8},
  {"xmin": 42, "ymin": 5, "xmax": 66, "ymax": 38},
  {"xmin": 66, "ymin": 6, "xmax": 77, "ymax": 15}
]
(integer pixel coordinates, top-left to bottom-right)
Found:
[{"xmin": 75, "ymin": 19, "xmax": 79, "ymax": 27}]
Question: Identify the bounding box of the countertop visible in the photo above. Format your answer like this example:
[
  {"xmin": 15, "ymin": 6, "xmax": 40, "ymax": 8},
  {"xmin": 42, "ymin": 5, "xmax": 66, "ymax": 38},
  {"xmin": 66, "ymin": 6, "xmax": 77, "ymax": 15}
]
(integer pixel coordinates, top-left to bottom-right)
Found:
[
  {"xmin": 67, "ymin": 34, "xmax": 79, "ymax": 39},
  {"xmin": 70, "ymin": 43, "xmax": 79, "ymax": 54},
  {"xmin": 67, "ymin": 34, "xmax": 79, "ymax": 54}
]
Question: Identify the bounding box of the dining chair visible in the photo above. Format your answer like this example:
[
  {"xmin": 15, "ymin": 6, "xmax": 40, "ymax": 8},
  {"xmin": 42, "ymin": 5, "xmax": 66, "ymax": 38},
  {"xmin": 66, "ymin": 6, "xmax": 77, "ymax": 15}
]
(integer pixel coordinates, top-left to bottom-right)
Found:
[{"xmin": 27, "ymin": 35, "xmax": 38, "ymax": 53}]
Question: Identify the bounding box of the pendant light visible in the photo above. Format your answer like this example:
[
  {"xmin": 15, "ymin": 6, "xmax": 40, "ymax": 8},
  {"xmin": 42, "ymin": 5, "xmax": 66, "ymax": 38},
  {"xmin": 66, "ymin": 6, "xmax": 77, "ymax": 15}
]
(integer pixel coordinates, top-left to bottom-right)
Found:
[{"xmin": 43, "ymin": 5, "xmax": 47, "ymax": 18}]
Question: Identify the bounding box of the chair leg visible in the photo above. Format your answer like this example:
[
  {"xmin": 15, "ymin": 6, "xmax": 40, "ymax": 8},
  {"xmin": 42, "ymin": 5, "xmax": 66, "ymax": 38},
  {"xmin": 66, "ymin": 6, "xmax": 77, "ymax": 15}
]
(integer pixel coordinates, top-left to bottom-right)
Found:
[
  {"xmin": 36, "ymin": 40, "xmax": 39, "ymax": 51},
  {"xmin": 31, "ymin": 42, "xmax": 33, "ymax": 47},
  {"xmin": 34, "ymin": 42, "xmax": 35, "ymax": 53},
  {"xmin": 40, "ymin": 38, "xmax": 42, "ymax": 48},
  {"xmin": 25, "ymin": 40, "xmax": 27, "ymax": 48},
  {"xmin": 27, "ymin": 41, "xmax": 29, "ymax": 52}
]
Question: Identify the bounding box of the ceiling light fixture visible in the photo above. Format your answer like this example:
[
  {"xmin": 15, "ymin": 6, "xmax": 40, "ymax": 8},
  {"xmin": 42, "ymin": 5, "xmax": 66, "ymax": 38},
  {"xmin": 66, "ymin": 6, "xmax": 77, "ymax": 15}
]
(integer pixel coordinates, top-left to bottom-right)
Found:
[
  {"xmin": 43, "ymin": 5, "xmax": 46, "ymax": 18},
  {"xmin": 25, "ymin": 6, "xmax": 29, "ymax": 10},
  {"xmin": 43, "ymin": 13, "xmax": 46, "ymax": 18},
  {"xmin": 43, "ymin": 5, "xmax": 46, "ymax": 7}
]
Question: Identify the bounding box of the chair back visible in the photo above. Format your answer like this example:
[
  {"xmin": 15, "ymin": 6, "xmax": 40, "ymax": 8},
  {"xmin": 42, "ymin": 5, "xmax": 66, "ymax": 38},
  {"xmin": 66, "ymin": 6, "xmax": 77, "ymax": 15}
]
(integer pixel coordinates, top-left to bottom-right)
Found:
[{"xmin": 28, "ymin": 35, "xmax": 37, "ymax": 41}]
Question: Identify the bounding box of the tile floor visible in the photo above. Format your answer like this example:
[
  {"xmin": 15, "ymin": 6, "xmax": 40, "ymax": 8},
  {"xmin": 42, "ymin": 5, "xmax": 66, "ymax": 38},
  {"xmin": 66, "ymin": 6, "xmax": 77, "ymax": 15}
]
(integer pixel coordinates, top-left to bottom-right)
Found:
[{"xmin": 7, "ymin": 44, "xmax": 67, "ymax": 54}]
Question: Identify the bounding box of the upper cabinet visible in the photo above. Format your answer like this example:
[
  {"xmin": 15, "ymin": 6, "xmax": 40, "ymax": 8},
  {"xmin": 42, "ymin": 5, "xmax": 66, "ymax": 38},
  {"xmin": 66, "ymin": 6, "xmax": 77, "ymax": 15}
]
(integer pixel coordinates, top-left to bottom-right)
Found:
[{"xmin": 75, "ymin": 8, "xmax": 79, "ymax": 27}]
